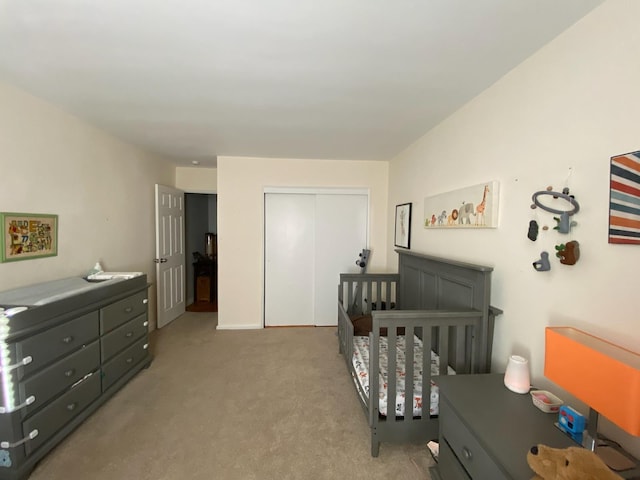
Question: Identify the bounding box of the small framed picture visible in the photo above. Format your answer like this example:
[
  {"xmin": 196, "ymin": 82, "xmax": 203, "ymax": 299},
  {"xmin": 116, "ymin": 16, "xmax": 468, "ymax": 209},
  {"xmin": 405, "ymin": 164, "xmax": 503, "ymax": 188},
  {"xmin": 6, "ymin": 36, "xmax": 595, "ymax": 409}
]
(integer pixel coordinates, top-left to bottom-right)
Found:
[
  {"xmin": 0, "ymin": 212, "xmax": 58, "ymax": 262},
  {"xmin": 394, "ymin": 203, "xmax": 412, "ymax": 249}
]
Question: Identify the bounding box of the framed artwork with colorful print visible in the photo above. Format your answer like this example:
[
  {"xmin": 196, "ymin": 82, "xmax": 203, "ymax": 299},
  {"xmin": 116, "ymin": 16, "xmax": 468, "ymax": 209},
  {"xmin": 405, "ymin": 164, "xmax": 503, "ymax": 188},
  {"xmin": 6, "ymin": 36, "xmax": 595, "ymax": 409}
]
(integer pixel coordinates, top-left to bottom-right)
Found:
[{"xmin": 0, "ymin": 212, "xmax": 58, "ymax": 262}]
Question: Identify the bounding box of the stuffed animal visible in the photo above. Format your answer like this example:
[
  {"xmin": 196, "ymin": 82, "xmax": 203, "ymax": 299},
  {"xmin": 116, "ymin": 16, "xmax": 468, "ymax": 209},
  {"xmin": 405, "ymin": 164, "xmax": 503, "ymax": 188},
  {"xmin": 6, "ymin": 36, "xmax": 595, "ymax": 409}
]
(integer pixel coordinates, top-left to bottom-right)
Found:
[
  {"xmin": 555, "ymin": 240, "xmax": 580, "ymax": 265},
  {"xmin": 527, "ymin": 444, "xmax": 623, "ymax": 480}
]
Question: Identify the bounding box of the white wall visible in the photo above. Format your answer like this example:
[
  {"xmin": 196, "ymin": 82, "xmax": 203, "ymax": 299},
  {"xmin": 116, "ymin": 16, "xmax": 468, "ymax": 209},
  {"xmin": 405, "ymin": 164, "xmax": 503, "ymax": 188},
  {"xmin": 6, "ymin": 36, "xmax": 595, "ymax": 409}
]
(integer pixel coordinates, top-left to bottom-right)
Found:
[
  {"xmin": 0, "ymin": 81, "xmax": 175, "ymax": 329},
  {"xmin": 388, "ymin": 0, "xmax": 640, "ymax": 456},
  {"xmin": 217, "ymin": 156, "xmax": 388, "ymax": 329},
  {"xmin": 175, "ymin": 166, "xmax": 217, "ymax": 193}
]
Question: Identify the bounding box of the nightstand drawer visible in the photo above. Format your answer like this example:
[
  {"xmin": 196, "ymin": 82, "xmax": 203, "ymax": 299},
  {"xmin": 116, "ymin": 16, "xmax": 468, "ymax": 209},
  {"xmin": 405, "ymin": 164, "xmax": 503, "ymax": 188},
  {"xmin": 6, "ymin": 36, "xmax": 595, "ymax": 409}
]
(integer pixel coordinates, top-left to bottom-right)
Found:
[
  {"xmin": 439, "ymin": 439, "xmax": 471, "ymax": 480},
  {"xmin": 440, "ymin": 400, "xmax": 509, "ymax": 480}
]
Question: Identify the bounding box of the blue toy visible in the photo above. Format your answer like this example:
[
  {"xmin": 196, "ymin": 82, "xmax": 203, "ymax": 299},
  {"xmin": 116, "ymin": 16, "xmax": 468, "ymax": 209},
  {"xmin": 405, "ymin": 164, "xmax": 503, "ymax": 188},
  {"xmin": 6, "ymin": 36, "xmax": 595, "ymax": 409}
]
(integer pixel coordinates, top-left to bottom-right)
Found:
[{"xmin": 557, "ymin": 405, "xmax": 586, "ymax": 444}]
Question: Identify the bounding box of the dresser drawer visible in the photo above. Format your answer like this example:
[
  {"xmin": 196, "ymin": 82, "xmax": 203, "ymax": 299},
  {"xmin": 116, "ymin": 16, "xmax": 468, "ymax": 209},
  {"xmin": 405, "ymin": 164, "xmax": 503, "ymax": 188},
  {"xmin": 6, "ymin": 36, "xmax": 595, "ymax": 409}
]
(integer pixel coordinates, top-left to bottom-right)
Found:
[
  {"xmin": 440, "ymin": 400, "xmax": 509, "ymax": 480},
  {"xmin": 438, "ymin": 438, "xmax": 471, "ymax": 480},
  {"xmin": 100, "ymin": 314, "xmax": 148, "ymax": 362},
  {"xmin": 21, "ymin": 341, "xmax": 100, "ymax": 415},
  {"xmin": 100, "ymin": 291, "xmax": 147, "ymax": 334},
  {"xmin": 23, "ymin": 372, "xmax": 101, "ymax": 455},
  {"xmin": 101, "ymin": 338, "xmax": 149, "ymax": 391},
  {"xmin": 17, "ymin": 311, "xmax": 99, "ymax": 376}
]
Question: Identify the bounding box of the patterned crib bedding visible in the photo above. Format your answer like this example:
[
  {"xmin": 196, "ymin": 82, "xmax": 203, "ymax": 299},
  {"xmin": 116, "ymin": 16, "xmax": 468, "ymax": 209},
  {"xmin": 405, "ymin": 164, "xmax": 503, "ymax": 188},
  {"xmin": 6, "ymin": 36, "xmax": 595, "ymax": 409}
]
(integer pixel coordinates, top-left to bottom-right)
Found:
[{"xmin": 352, "ymin": 335, "xmax": 455, "ymax": 417}]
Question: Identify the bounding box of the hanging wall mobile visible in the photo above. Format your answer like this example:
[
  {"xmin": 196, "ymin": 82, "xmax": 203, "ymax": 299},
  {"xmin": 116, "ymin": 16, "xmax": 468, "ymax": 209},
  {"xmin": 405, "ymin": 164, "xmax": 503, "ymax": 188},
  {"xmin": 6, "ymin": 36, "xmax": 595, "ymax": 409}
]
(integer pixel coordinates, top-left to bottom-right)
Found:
[{"xmin": 529, "ymin": 181, "xmax": 581, "ymax": 269}]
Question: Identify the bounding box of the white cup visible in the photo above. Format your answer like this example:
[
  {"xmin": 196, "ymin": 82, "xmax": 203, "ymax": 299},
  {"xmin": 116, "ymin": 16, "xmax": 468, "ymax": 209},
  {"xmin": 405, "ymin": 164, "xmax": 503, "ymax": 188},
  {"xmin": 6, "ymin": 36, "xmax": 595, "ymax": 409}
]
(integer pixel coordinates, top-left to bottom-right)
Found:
[{"xmin": 504, "ymin": 355, "xmax": 530, "ymax": 394}]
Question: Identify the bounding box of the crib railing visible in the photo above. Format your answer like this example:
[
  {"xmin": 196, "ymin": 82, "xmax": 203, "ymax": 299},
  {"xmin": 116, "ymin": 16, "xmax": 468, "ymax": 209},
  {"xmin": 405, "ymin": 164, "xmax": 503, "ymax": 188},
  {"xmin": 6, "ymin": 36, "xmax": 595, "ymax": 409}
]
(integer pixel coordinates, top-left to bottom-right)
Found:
[
  {"xmin": 338, "ymin": 273, "xmax": 399, "ymax": 315},
  {"xmin": 338, "ymin": 273, "xmax": 399, "ymax": 362},
  {"xmin": 368, "ymin": 309, "xmax": 484, "ymax": 456}
]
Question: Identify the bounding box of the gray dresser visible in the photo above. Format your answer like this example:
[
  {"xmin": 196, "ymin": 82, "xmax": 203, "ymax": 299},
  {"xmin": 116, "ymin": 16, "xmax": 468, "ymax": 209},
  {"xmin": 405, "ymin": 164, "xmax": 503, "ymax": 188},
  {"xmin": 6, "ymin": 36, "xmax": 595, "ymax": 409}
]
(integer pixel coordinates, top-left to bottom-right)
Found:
[
  {"xmin": 0, "ymin": 275, "xmax": 151, "ymax": 480},
  {"xmin": 432, "ymin": 374, "xmax": 575, "ymax": 480}
]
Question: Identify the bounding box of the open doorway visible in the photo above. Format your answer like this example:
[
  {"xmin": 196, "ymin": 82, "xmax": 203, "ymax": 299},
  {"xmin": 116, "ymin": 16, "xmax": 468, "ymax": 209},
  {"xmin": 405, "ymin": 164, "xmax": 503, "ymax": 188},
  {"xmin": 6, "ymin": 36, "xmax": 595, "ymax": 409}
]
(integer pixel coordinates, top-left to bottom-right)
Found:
[{"xmin": 185, "ymin": 193, "xmax": 217, "ymax": 312}]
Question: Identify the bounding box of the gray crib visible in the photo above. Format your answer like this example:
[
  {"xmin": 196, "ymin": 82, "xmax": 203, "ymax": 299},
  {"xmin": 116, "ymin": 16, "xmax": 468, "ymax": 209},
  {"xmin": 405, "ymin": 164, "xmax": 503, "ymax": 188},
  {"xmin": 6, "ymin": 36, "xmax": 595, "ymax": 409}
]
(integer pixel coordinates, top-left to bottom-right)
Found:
[{"xmin": 337, "ymin": 250, "xmax": 502, "ymax": 457}]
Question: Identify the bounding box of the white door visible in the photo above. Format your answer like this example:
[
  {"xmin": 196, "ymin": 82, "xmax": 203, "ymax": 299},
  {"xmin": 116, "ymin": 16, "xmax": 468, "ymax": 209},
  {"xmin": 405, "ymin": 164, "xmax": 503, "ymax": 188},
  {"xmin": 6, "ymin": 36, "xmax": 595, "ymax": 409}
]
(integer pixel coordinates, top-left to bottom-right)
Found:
[
  {"xmin": 264, "ymin": 191, "xmax": 367, "ymax": 327},
  {"xmin": 264, "ymin": 194, "xmax": 315, "ymax": 327},
  {"xmin": 314, "ymin": 194, "xmax": 368, "ymax": 326},
  {"xmin": 155, "ymin": 184, "xmax": 186, "ymax": 328}
]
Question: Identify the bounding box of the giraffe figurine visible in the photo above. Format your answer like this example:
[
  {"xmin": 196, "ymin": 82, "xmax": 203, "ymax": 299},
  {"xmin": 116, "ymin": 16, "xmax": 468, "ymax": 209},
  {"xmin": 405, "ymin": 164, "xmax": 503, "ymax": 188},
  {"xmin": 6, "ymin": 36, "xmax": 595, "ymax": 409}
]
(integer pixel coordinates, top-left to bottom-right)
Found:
[{"xmin": 475, "ymin": 184, "xmax": 490, "ymax": 226}]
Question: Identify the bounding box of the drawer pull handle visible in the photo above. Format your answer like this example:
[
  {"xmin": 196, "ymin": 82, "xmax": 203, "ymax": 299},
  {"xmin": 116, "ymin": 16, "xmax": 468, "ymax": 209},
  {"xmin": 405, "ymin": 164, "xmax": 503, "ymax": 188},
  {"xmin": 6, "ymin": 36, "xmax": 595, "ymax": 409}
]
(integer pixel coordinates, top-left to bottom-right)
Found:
[
  {"xmin": 126, "ymin": 357, "xmax": 134, "ymax": 364},
  {"xmin": 62, "ymin": 336, "xmax": 74, "ymax": 344},
  {"xmin": 1, "ymin": 429, "xmax": 39, "ymax": 449},
  {"xmin": 0, "ymin": 356, "xmax": 33, "ymax": 373},
  {"xmin": 64, "ymin": 369, "xmax": 75, "ymax": 377},
  {"xmin": 143, "ymin": 321, "xmax": 149, "ymax": 327},
  {"xmin": 143, "ymin": 299, "xmax": 148, "ymax": 304},
  {"xmin": 462, "ymin": 447, "xmax": 473, "ymax": 461},
  {"xmin": 66, "ymin": 402, "xmax": 77, "ymax": 411},
  {"xmin": 0, "ymin": 395, "xmax": 36, "ymax": 414},
  {"xmin": 125, "ymin": 331, "xmax": 134, "ymax": 338},
  {"xmin": 124, "ymin": 307, "xmax": 133, "ymax": 313}
]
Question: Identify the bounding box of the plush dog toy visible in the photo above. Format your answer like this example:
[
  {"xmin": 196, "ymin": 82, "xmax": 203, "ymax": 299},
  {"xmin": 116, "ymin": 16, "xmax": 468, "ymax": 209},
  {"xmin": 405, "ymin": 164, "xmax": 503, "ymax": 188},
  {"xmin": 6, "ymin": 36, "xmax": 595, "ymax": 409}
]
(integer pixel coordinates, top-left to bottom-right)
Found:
[{"xmin": 527, "ymin": 444, "xmax": 622, "ymax": 480}]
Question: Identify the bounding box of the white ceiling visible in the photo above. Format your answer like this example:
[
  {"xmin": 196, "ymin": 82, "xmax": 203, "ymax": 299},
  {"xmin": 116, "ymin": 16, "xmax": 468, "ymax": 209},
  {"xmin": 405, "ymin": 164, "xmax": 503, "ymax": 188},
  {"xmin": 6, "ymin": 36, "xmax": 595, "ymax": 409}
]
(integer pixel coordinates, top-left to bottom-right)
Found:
[{"xmin": 0, "ymin": 0, "xmax": 603, "ymax": 167}]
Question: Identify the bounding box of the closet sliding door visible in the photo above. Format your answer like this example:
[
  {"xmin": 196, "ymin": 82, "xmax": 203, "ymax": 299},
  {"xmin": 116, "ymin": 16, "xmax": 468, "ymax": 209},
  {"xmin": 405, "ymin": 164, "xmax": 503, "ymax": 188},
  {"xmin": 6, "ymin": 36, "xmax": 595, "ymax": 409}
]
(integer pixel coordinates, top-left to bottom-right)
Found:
[
  {"xmin": 313, "ymin": 194, "xmax": 367, "ymax": 325},
  {"xmin": 264, "ymin": 190, "xmax": 368, "ymax": 327},
  {"xmin": 264, "ymin": 193, "xmax": 315, "ymax": 327}
]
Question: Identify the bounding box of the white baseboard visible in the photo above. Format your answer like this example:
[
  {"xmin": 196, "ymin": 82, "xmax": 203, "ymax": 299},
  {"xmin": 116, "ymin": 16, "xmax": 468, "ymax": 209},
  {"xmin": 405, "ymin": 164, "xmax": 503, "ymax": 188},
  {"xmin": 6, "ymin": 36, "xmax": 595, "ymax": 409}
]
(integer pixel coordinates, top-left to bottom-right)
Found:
[{"xmin": 216, "ymin": 323, "xmax": 262, "ymax": 330}]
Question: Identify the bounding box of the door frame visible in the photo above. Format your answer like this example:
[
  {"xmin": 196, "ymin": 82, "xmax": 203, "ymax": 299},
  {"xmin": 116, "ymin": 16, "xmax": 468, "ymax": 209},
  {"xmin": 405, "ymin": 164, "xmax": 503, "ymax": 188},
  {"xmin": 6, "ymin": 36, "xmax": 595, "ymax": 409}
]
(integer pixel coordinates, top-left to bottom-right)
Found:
[{"xmin": 262, "ymin": 187, "xmax": 370, "ymax": 327}]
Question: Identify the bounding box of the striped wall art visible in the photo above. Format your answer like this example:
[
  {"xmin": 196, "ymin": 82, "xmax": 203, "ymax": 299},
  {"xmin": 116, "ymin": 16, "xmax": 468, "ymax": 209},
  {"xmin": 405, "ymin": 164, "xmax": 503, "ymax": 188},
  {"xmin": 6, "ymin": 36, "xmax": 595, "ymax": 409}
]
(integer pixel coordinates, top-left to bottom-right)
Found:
[{"xmin": 609, "ymin": 150, "xmax": 640, "ymax": 244}]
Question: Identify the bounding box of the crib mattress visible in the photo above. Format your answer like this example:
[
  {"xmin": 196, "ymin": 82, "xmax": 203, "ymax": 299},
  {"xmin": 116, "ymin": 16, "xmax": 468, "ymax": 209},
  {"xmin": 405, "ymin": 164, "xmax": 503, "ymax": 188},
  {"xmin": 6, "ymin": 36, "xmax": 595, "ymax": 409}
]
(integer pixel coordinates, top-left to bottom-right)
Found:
[{"xmin": 352, "ymin": 335, "xmax": 455, "ymax": 417}]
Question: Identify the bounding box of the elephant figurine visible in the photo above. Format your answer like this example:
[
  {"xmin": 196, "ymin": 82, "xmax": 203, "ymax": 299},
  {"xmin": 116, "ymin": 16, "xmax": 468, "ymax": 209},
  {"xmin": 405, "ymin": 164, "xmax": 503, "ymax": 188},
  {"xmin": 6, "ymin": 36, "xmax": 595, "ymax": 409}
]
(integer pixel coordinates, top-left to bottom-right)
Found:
[{"xmin": 458, "ymin": 202, "xmax": 475, "ymax": 225}]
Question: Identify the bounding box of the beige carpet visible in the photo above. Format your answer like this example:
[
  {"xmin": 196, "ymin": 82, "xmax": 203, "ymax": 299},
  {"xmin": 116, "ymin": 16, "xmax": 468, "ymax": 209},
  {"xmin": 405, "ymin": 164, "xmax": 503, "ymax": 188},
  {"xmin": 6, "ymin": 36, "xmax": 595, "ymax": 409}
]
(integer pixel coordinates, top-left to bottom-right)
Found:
[{"xmin": 28, "ymin": 312, "xmax": 434, "ymax": 479}]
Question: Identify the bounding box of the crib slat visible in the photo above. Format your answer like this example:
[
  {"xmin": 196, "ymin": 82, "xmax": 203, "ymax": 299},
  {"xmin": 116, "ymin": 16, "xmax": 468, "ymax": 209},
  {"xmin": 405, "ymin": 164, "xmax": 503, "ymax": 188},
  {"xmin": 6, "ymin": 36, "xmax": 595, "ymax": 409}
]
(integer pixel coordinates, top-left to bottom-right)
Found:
[
  {"xmin": 369, "ymin": 331, "xmax": 379, "ymax": 426},
  {"xmin": 454, "ymin": 324, "xmax": 466, "ymax": 373},
  {"xmin": 364, "ymin": 281, "xmax": 370, "ymax": 313},
  {"xmin": 421, "ymin": 325, "xmax": 432, "ymax": 424},
  {"xmin": 387, "ymin": 327, "xmax": 397, "ymax": 421},
  {"xmin": 439, "ymin": 325, "xmax": 449, "ymax": 375},
  {"xmin": 405, "ymin": 325, "xmax": 414, "ymax": 420}
]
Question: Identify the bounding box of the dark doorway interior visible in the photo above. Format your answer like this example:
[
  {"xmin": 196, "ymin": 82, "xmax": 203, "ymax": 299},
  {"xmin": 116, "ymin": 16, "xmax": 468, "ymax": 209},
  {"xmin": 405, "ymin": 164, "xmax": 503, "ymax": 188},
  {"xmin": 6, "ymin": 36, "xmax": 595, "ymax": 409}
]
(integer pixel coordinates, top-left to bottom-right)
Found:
[{"xmin": 185, "ymin": 193, "xmax": 217, "ymax": 311}]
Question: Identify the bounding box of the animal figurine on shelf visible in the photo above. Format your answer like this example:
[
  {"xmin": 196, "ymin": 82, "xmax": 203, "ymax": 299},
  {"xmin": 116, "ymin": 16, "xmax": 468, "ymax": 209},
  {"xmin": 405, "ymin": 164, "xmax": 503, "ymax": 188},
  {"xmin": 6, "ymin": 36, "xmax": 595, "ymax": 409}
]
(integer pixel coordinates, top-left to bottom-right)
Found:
[
  {"xmin": 527, "ymin": 444, "xmax": 622, "ymax": 480},
  {"xmin": 555, "ymin": 241, "xmax": 580, "ymax": 265}
]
